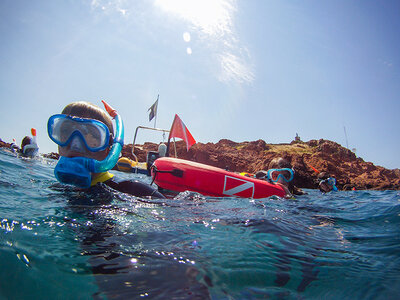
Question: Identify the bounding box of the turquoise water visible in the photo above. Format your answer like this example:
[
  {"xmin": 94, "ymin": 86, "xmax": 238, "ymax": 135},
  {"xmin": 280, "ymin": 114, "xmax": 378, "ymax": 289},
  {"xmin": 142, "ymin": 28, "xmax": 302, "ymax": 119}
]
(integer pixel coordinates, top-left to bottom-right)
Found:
[{"xmin": 0, "ymin": 149, "xmax": 399, "ymax": 300}]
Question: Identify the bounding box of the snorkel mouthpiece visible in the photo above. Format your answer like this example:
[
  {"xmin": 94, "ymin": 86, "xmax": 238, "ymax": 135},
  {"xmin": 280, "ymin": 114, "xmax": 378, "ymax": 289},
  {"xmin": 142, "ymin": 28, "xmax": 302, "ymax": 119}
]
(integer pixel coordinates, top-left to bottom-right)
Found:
[
  {"xmin": 53, "ymin": 100, "xmax": 124, "ymax": 188},
  {"xmin": 54, "ymin": 156, "xmax": 92, "ymax": 188}
]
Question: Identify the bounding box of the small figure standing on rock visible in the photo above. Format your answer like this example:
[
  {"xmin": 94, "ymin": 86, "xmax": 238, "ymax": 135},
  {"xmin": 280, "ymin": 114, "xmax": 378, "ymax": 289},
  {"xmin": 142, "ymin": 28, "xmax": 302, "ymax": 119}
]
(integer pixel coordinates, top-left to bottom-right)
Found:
[
  {"xmin": 318, "ymin": 172, "xmax": 338, "ymax": 193},
  {"xmin": 255, "ymin": 157, "xmax": 306, "ymax": 197}
]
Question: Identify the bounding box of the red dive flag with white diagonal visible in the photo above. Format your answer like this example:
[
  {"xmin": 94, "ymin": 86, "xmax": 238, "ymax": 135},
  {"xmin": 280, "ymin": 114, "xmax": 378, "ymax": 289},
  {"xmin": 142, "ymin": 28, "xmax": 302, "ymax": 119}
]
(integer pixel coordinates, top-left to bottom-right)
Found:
[
  {"xmin": 223, "ymin": 175, "xmax": 255, "ymax": 198},
  {"xmin": 168, "ymin": 114, "xmax": 196, "ymax": 151}
]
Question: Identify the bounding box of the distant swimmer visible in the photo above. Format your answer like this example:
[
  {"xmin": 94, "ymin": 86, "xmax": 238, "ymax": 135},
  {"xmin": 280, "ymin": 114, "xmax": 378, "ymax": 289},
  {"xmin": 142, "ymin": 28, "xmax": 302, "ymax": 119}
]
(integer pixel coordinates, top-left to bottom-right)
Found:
[
  {"xmin": 47, "ymin": 100, "xmax": 165, "ymax": 199},
  {"xmin": 20, "ymin": 128, "xmax": 39, "ymax": 158},
  {"xmin": 255, "ymin": 157, "xmax": 306, "ymax": 197},
  {"xmin": 10, "ymin": 138, "xmax": 20, "ymax": 153},
  {"xmin": 318, "ymin": 172, "xmax": 338, "ymax": 193}
]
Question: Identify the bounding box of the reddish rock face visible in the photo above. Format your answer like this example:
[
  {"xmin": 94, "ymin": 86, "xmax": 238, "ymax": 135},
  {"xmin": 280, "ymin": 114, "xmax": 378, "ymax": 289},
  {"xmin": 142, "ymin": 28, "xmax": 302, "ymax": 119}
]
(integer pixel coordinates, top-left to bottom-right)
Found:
[
  {"xmin": 122, "ymin": 139, "xmax": 399, "ymax": 191},
  {"xmin": 0, "ymin": 140, "xmax": 11, "ymax": 148},
  {"xmin": 2, "ymin": 137, "xmax": 398, "ymax": 191}
]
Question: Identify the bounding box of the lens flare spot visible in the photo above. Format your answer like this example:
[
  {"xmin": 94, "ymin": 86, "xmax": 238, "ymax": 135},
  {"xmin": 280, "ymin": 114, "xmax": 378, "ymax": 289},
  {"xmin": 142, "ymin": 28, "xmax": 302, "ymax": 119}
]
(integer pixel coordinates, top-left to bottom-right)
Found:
[{"xmin": 183, "ymin": 32, "xmax": 191, "ymax": 42}]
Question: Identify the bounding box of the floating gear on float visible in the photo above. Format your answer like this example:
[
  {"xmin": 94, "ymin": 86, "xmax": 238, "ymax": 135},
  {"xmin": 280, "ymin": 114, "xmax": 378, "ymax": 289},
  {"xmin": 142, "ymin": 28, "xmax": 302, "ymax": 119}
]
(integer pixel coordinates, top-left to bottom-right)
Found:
[
  {"xmin": 158, "ymin": 143, "xmax": 167, "ymax": 157},
  {"xmin": 116, "ymin": 157, "xmax": 137, "ymax": 172}
]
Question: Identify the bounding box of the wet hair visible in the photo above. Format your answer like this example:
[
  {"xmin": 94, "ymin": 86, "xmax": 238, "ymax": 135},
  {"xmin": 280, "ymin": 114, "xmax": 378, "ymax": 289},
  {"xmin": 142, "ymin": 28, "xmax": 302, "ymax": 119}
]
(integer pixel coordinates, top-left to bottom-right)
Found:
[
  {"xmin": 317, "ymin": 172, "xmax": 330, "ymax": 180},
  {"xmin": 255, "ymin": 170, "xmax": 268, "ymax": 179},
  {"xmin": 21, "ymin": 136, "xmax": 32, "ymax": 149},
  {"xmin": 61, "ymin": 101, "xmax": 114, "ymax": 136},
  {"xmin": 268, "ymin": 157, "xmax": 292, "ymax": 169}
]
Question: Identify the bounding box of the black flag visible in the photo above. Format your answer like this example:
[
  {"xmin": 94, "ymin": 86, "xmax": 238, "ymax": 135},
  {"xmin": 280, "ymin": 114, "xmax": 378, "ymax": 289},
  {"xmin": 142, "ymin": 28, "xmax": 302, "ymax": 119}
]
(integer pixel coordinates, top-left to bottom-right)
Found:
[{"xmin": 148, "ymin": 97, "xmax": 158, "ymax": 122}]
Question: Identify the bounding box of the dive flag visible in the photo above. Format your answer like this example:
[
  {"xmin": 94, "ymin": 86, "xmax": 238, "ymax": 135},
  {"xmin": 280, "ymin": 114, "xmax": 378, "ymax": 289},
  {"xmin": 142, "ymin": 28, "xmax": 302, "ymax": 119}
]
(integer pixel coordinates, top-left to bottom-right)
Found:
[
  {"xmin": 223, "ymin": 175, "xmax": 255, "ymax": 198},
  {"xmin": 168, "ymin": 114, "xmax": 196, "ymax": 151},
  {"xmin": 148, "ymin": 98, "xmax": 158, "ymax": 122}
]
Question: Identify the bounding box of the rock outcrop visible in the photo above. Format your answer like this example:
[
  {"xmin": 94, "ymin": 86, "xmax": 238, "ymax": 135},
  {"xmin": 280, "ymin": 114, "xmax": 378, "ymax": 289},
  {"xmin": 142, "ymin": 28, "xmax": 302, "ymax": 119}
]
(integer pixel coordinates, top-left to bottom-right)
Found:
[
  {"xmin": 0, "ymin": 139, "xmax": 11, "ymax": 148},
  {"xmin": 122, "ymin": 139, "xmax": 400, "ymax": 191},
  {"xmin": 1, "ymin": 137, "xmax": 399, "ymax": 190}
]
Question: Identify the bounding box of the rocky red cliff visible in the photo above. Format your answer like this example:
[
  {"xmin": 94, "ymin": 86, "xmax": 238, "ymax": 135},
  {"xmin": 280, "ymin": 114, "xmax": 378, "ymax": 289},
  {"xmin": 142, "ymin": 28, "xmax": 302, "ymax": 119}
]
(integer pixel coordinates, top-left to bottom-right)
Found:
[
  {"xmin": 2, "ymin": 138, "xmax": 399, "ymax": 190},
  {"xmin": 122, "ymin": 138, "xmax": 400, "ymax": 191}
]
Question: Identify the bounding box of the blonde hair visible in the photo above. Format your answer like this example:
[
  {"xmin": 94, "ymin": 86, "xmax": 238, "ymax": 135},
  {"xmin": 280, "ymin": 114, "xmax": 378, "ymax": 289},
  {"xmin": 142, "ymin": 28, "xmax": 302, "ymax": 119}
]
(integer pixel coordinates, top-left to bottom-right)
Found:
[
  {"xmin": 61, "ymin": 101, "xmax": 114, "ymax": 135},
  {"xmin": 268, "ymin": 157, "xmax": 292, "ymax": 169}
]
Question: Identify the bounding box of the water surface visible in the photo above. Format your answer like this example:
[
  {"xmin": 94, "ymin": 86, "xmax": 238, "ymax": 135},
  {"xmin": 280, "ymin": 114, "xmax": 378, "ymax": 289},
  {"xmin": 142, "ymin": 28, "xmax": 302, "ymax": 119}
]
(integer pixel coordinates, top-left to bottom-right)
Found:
[{"xmin": 0, "ymin": 149, "xmax": 399, "ymax": 299}]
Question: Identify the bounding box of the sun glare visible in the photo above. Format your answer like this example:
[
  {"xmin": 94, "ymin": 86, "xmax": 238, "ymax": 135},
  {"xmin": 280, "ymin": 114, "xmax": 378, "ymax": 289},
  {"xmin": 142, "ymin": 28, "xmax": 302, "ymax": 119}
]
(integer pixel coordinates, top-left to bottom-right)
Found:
[
  {"xmin": 155, "ymin": 0, "xmax": 253, "ymax": 83},
  {"xmin": 90, "ymin": 0, "xmax": 253, "ymax": 84},
  {"xmin": 155, "ymin": 0, "xmax": 234, "ymax": 37}
]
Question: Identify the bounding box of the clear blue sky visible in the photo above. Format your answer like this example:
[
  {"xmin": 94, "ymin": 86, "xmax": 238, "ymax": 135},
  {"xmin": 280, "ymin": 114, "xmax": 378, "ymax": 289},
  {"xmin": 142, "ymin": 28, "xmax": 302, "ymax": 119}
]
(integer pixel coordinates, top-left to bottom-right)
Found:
[{"xmin": 1, "ymin": 0, "xmax": 399, "ymax": 169}]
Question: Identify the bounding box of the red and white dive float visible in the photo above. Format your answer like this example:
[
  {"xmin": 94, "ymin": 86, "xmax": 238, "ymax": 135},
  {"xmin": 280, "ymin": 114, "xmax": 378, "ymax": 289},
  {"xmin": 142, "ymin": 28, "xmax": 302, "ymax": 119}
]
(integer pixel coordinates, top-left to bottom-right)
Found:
[{"xmin": 151, "ymin": 157, "xmax": 286, "ymax": 199}]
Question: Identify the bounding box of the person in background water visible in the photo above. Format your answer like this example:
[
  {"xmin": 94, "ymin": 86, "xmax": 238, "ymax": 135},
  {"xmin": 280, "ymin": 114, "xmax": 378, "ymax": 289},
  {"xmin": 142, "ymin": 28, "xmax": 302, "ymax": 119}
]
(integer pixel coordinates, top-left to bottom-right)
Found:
[
  {"xmin": 20, "ymin": 136, "xmax": 32, "ymax": 151},
  {"xmin": 20, "ymin": 136, "xmax": 33, "ymax": 155},
  {"xmin": 10, "ymin": 138, "xmax": 20, "ymax": 153},
  {"xmin": 317, "ymin": 172, "xmax": 338, "ymax": 193},
  {"xmin": 18, "ymin": 128, "xmax": 39, "ymax": 157},
  {"xmin": 47, "ymin": 100, "xmax": 165, "ymax": 199},
  {"xmin": 255, "ymin": 157, "xmax": 306, "ymax": 197},
  {"xmin": 146, "ymin": 142, "xmax": 167, "ymax": 175}
]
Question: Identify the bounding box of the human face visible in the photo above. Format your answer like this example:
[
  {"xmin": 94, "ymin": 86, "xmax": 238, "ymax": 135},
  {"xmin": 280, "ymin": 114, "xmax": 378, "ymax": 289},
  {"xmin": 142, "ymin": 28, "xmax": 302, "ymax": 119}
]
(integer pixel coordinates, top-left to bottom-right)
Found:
[
  {"xmin": 319, "ymin": 181, "xmax": 333, "ymax": 193},
  {"xmin": 58, "ymin": 142, "xmax": 110, "ymax": 161},
  {"xmin": 267, "ymin": 168, "xmax": 294, "ymax": 186}
]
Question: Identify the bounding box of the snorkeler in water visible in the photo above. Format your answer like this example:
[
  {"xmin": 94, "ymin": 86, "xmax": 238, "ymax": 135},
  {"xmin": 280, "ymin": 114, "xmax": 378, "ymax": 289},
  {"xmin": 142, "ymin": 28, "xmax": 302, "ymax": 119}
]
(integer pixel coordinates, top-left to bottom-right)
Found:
[
  {"xmin": 317, "ymin": 172, "xmax": 338, "ymax": 193},
  {"xmin": 20, "ymin": 128, "xmax": 39, "ymax": 158},
  {"xmin": 9, "ymin": 138, "xmax": 20, "ymax": 153},
  {"xmin": 47, "ymin": 100, "xmax": 165, "ymax": 199},
  {"xmin": 255, "ymin": 157, "xmax": 306, "ymax": 197}
]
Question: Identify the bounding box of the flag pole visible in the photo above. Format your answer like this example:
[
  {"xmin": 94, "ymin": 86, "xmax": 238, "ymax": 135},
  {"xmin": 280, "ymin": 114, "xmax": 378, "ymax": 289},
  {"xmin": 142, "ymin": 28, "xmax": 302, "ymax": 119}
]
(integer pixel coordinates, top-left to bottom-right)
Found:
[
  {"xmin": 166, "ymin": 114, "xmax": 177, "ymax": 157},
  {"xmin": 344, "ymin": 126, "xmax": 349, "ymax": 149}
]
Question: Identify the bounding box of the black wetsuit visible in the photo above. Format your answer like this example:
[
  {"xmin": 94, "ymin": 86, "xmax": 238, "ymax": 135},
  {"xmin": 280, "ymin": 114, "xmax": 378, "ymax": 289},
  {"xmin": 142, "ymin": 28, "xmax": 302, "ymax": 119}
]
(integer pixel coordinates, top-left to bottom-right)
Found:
[{"xmin": 104, "ymin": 177, "xmax": 165, "ymax": 199}]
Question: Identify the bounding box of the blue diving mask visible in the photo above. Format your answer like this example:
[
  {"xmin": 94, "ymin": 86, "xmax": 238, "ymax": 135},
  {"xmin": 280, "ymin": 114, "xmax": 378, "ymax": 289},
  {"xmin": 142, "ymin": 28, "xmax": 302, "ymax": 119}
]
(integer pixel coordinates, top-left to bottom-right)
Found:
[
  {"xmin": 50, "ymin": 100, "xmax": 124, "ymax": 188},
  {"xmin": 267, "ymin": 168, "xmax": 294, "ymax": 183},
  {"xmin": 48, "ymin": 114, "xmax": 111, "ymax": 152},
  {"xmin": 327, "ymin": 177, "xmax": 338, "ymax": 191}
]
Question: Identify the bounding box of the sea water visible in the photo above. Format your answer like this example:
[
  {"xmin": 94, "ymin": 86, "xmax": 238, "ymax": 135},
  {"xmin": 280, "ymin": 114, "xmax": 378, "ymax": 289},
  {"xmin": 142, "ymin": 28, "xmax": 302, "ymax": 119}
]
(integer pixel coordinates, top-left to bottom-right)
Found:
[{"xmin": 0, "ymin": 149, "xmax": 399, "ymax": 300}]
